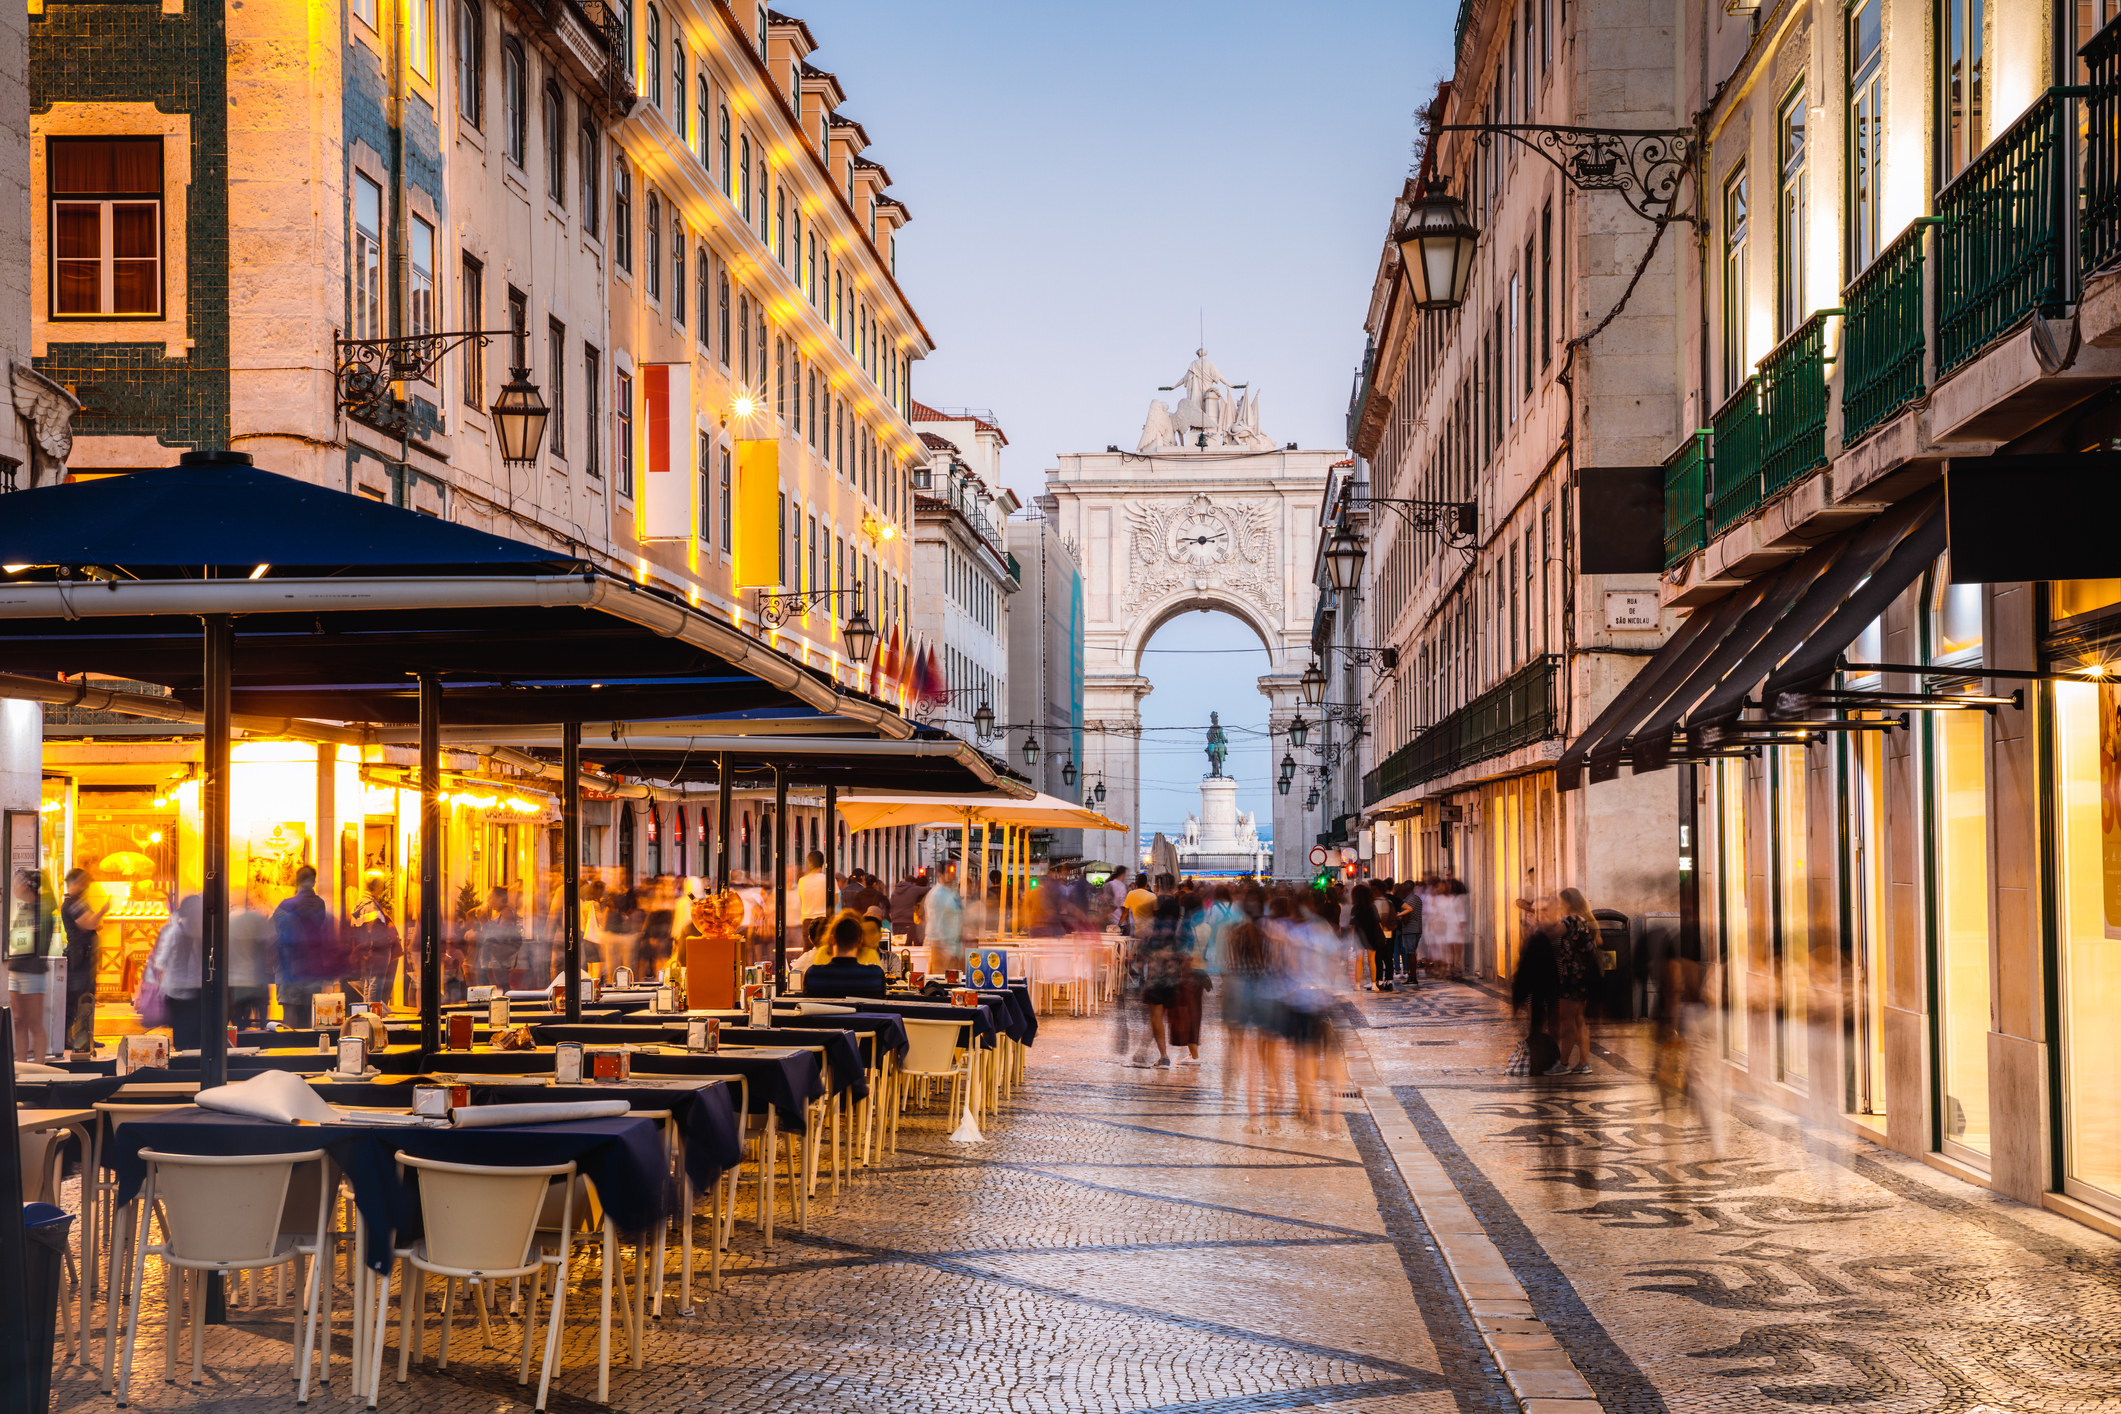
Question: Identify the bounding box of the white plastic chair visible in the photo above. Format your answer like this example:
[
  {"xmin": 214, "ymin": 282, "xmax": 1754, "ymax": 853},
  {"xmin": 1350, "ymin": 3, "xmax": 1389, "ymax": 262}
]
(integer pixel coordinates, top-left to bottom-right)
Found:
[
  {"xmin": 380, "ymin": 1154, "xmax": 576, "ymax": 1412},
  {"xmin": 891, "ymin": 1018, "xmax": 973, "ymax": 1152},
  {"xmin": 115, "ymin": 1148, "xmax": 331, "ymax": 1406}
]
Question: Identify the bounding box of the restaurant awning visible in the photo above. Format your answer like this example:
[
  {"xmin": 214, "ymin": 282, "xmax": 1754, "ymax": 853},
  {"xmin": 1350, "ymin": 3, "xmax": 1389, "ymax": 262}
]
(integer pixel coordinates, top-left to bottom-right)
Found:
[
  {"xmin": 527, "ymin": 731, "xmax": 1030, "ymax": 796},
  {"xmin": 0, "ymin": 459, "xmax": 905, "ymax": 731},
  {"xmin": 831, "ymin": 792, "xmax": 1125, "ymax": 833},
  {"xmin": 1557, "ymin": 488, "xmax": 1943, "ymax": 790}
]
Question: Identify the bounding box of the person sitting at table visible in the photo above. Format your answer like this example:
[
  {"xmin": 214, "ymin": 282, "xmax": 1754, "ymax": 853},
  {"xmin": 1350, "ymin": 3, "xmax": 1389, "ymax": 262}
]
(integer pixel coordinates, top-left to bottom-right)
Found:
[
  {"xmin": 802, "ymin": 913, "xmax": 886, "ymax": 998},
  {"xmin": 803, "ymin": 908, "xmax": 879, "ymax": 967}
]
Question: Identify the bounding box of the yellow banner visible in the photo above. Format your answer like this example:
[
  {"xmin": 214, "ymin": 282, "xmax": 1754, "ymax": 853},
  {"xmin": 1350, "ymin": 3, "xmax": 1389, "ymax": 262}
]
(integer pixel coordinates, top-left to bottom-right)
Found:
[{"xmin": 732, "ymin": 439, "xmax": 781, "ymax": 588}]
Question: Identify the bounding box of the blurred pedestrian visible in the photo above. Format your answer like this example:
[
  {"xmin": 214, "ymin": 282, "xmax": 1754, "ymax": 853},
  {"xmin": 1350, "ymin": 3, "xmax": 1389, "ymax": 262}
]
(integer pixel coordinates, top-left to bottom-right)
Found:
[
  {"xmin": 477, "ymin": 886, "xmax": 526, "ymax": 990},
  {"xmin": 1511, "ymin": 897, "xmax": 1565, "ymax": 1076},
  {"xmin": 272, "ymin": 864, "xmax": 342, "ymax": 1027},
  {"xmin": 58, "ymin": 866, "xmax": 108, "ymax": 1053},
  {"xmin": 229, "ymin": 904, "xmax": 274, "ymax": 1027},
  {"xmin": 1351, "ymin": 883, "xmax": 1392, "ymax": 992},
  {"xmin": 1555, "ymin": 887, "xmax": 1599, "ymax": 1073},
  {"xmin": 347, "ymin": 873, "xmax": 400, "ymax": 1008}
]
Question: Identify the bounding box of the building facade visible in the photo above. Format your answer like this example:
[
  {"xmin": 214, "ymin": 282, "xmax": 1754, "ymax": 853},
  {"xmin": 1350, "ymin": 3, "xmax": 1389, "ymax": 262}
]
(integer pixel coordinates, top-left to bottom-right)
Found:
[
  {"xmin": 17, "ymin": 0, "xmax": 934, "ymax": 998},
  {"xmin": 1592, "ymin": 0, "xmax": 2121, "ymax": 1237},
  {"xmin": 1006, "ymin": 505, "xmax": 1086, "ymax": 856},
  {"xmin": 909, "ymin": 401, "xmax": 1018, "ymax": 749},
  {"xmin": 1351, "ymin": 0, "xmax": 1684, "ymax": 975}
]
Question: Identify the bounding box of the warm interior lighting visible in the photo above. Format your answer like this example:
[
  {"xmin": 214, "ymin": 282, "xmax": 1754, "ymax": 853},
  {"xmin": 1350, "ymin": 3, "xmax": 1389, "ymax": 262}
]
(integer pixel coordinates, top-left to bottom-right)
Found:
[
  {"xmin": 249, "ymin": 563, "xmax": 270, "ymax": 579},
  {"xmin": 3, "ymin": 565, "xmax": 29, "ymax": 573}
]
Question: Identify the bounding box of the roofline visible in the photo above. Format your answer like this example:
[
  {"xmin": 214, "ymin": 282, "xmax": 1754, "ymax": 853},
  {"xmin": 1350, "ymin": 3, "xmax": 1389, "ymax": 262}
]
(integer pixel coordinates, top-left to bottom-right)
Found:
[{"xmin": 707, "ymin": 0, "xmax": 935, "ymax": 352}]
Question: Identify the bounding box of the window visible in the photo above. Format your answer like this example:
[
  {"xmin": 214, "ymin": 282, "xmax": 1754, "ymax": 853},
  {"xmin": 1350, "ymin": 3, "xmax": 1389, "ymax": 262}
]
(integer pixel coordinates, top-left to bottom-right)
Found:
[
  {"xmin": 673, "ymin": 46, "xmax": 686, "ymax": 142},
  {"xmin": 791, "ymin": 207, "xmax": 803, "ymax": 287},
  {"xmin": 584, "ymin": 345, "xmax": 601, "ymax": 477},
  {"xmin": 351, "ymin": 170, "xmax": 383, "ymax": 337},
  {"xmin": 1848, "ymin": 0, "xmax": 1884, "ymax": 272},
  {"xmin": 696, "ymin": 77, "xmax": 710, "ymax": 163},
  {"xmin": 698, "ymin": 432, "xmax": 712, "ymax": 543},
  {"xmin": 720, "ymin": 446, "xmax": 732, "ymax": 548},
  {"xmin": 579, "ymin": 123, "xmax": 599, "ymax": 235},
  {"xmin": 1722, "ymin": 167, "xmax": 1749, "ymax": 398},
  {"xmin": 502, "ymin": 40, "xmax": 526, "ymax": 166},
  {"xmin": 1773, "ymin": 88, "xmax": 1808, "ymax": 340},
  {"xmin": 758, "ymin": 158, "xmax": 768, "ymax": 240},
  {"xmin": 50, "ymin": 137, "xmax": 164, "ymax": 318},
  {"xmin": 646, "ymin": 4, "xmax": 662, "ymax": 109},
  {"xmin": 738, "ymin": 294, "xmax": 750, "ymax": 384},
  {"xmin": 460, "ymin": 253, "xmax": 483, "ymax": 405},
  {"xmin": 776, "ymin": 337, "xmax": 786, "ymax": 421},
  {"xmin": 718, "ymin": 105, "xmax": 731, "ymax": 198},
  {"xmin": 352, "ymin": 0, "xmax": 376, "ymax": 26},
  {"xmin": 456, "ymin": 2, "xmax": 482, "ymax": 127},
  {"xmin": 806, "ymin": 369, "xmax": 816, "ymax": 447},
  {"xmin": 775, "ymin": 187, "xmax": 786, "ymax": 264},
  {"xmin": 671, "ymin": 220, "xmax": 685, "ymax": 327},
  {"xmin": 616, "ymin": 369, "xmax": 634, "ymax": 497},
  {"xmin": 696, "ymin": 254, "xmax": 710, "ymax": 348},
  {"xmin": 543, "ymin": 84, "xmax": 565, "ymax": 204},
  {"xmin": 409, "ymin": 0, "xmax": 435, "ymax": 80},
  {"xmin": 645, "ymin": 191, "xmax": 660, "ymax": 299},
  {"xmin": 1943, "ymin": 0, "xmax": 1985, "ymax": 177},
  {"xmin": 718, "ymin": 271, "xmax": 730, "ymax": 364},
  {"xmin": 547, "ymin": 319, "xmax": 566, "ymax": 457},
  {"xmin": 1540, "ymin": 201, "xmax": 1552, "ymax": 364},
  {"xmin": 507, "ymin": 286, "xmax": 527, "ymax": 366},
  {"xmin": 739, "ymin": 134, "xmax": 752, "ymax": 220},
  {"xmin": 807, "ymin": 513, "xmax": 817, "ymax": 592},
  {"xmin": 777, "ymin": 493, "xmax": 786, "ymax": 583},
  {"xmin": 1521, "ymin": 241, "xmax": 1534, "ymax": 397},
  {"xmin": 757, "ymin": 306, "xmax": 767, "ymax": 391},
  {"xmin": 409, "ymin": 214, "xmax": 436, "ymax": 340}
]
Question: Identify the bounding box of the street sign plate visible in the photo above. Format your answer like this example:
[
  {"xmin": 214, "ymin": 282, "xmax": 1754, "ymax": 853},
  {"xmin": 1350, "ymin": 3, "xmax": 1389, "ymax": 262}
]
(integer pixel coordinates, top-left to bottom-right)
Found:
[{"xmin": 1308, "ymin": 846, "xmax": 1328, "ymax": 866}]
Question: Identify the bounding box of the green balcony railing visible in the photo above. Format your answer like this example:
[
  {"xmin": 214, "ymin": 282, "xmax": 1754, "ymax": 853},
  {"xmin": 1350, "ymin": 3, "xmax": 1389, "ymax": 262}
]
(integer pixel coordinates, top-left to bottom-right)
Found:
[
  {"xmin": 1663, "ymin": 430, "xmax": 1711, "ymax": 569},
  {"xmin": 1361, "ymin": 656, "xmax": 1563, "ymax": 805},
  {"xmin": 1936, "ymin": 87, "xmax": 2079, "ymax": 376},
  {"xmin": 1757, "ymin": 309, "xmax": 1840, "ymax": 500},
  {"xmin": 1841, "ymin": 219, "xmax": 1935, "ymax": 446},
  {"xmin": 1708, "ymin": 378, "xmax": 1761, "ymax": 536},
  {"xmin": 2083, "ymin": 17, "xmax": 2121, "ymax": 275}
]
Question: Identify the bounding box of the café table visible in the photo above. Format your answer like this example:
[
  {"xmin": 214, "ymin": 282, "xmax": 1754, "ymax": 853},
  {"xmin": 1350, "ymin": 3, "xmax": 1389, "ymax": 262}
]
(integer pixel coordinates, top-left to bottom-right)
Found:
[
  {"xmin": 19, "ymin": 1106, "xmax": 96, "ymax": 1360},
  {"xmin": 103, "ymin": 1106, "xmax": 670, "ymax": 1405}
]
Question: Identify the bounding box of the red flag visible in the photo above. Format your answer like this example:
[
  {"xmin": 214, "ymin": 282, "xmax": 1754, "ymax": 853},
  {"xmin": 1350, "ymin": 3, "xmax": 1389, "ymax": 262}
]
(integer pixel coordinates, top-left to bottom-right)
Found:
[
  {"xmin": 924, "ymin": 645, "xmax": 946, "ymax": 706},
  {"xmin": 882, "ymin": 625, "xmax": 903, "ymax": 700}
]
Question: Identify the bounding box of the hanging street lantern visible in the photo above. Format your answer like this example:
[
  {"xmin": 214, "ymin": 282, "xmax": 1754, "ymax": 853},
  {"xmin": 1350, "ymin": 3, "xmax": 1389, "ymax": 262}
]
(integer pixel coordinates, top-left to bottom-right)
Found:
[
  {"xmin": 1288, "ymin": 715, "xmax": 1310, "ymax": 748},
  {"xmin": 1061, "ymin": 756, "xmax": 1077, "ymax": 787},
  {"xmin": 1279, "ymin": 752, "xmax": 1296, "ymax": 784},
  {"xmin": 1277, "ymin": 776, "xmax": 1291, "ymax": 796},
  {"xmin": 1021, "ymin": 734, "xmax": 1040, "ymax": 767},
  {"xmin": 973, "ymin": 700, "xmax": 996, "ymax": 742},
  {"xmin": 1394, "ymin": 179, "xmax": 1480, "ymax": 312},
  {"xmin": 841, "ymin": 600, "xmax": 878, "ymax": 666},
  {"xmin": 491, "ymin": 367, "xmax": 551, "ymax": 464},
  {"xmin": 1093, "ymin": 777, "xmax": 1107, "ymax": 804},
  {"xmin": 1300, "ymin": 660, "xmax": 1327, "ymax": 706},
  {"xmin": 1324, "ymin": 520, "xmax": 1366, "ymax": 593}
]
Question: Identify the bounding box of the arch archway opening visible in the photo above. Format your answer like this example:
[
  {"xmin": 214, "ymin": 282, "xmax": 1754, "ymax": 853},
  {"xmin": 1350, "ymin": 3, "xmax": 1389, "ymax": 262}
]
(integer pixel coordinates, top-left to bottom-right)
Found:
[{"xmin": 1133, "ymin": 607, "xmax": 1277, "ymax": 870}]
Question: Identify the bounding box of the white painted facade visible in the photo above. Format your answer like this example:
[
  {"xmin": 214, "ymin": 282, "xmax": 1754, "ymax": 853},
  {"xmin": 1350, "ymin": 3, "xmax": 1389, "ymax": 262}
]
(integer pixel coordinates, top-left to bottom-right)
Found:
[{"xmin": 909, "ymin": 405, "xmax": 1019, "ymax": 748}]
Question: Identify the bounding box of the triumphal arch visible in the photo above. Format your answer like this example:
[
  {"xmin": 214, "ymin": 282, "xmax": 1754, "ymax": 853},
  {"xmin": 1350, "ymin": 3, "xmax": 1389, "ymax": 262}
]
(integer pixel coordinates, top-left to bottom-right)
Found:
[{"xmin": 1038, "ymin": 351, "xmax": 1345, "ymax": 878}]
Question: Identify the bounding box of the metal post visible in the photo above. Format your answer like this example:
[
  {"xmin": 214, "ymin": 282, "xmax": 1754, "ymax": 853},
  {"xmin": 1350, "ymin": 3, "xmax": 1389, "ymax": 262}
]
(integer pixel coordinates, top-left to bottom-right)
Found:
[
  {"xmin": 0, "ymin": 1015, "xmax": 32, "ymax": 1409},
  {"xmin": 417, "ymin": 672, "xmax": 442, "ymax": 1061},
  {"xmin": 200, "ymin": 614, "xmax": 232, "ymax": 1089},
  {"xmin": 772, "ymin": 767, "xmax": 789, "ymax": 994},
  {"xmin": 562, "ymin": 722, "xmax": 582, "ymax": 1024},
  {"xmin": 823, "ymin": 783, "xmax": 838, "ymax": 915},
  {"xmin": 715, "ymin": 752, "xmax": 732, "ymax": 891},
  {"xmin": 1677, "ymin": 760, "xmax": 1701, "ymax": 964}
]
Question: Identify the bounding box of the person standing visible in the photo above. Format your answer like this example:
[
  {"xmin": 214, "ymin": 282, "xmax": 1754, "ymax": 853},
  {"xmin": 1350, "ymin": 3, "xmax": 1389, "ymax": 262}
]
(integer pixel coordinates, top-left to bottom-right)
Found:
[
  {"xmin": 8, "ymin": 869, "xmax": 56, "ymax": 1059},
  {"xmin": 1554, "ymin": 887, "xmax": 1600, "ymax": 1073},
  {"xmin": 477, "ymin": 886, "xmax": 525, "ymax": 991},
  {"xmin": 922, "ymin": 863, "xmax": 964, "ymax": 972},
  {"xmin": 889, "ymin": 868, "xmax": 930, "ymax": 951},
  {"xmin": 146, "ymin": 895, "xmax": 204, "ymax": 1052},
  {"xmin": 1512, "ymin": 897, "xmax": 1566, "ymax": 1076},
  {"xmin": 346, "ymin": 873, "xmax": 400, "ymax": 1008},
  {"xmin": 271, "ymin": 864, "xmax": 341, "ymax": 1026},
  {"xmin": 796, "ymin": 850, "xmax": 829, "ymax": 969},
  {"xmin": 1395, "ymin": 881, "xmax": 1424, "ymax": 987},
  {"xmin": 58, "ymin": 867, "xmax": 108, "ymax": 1054},
  {"xmin": 1351, "ymin": 884, "xmax": 1392, "ymax": 993},
  {"xmin": 228, "ymin": 904, "xmax": 275, "ymax": 1027}
]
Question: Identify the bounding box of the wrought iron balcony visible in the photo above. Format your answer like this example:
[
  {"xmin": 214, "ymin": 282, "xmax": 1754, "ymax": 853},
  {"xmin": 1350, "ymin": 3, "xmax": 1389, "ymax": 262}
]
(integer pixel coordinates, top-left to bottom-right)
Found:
[
  {"xmin": 1662, "ymin": 430, "xmax": 1710, "ymax": 569},
  {"xmin": 1935, "ymin": 87, "xmax": 2077, "ymax": 376},
  {"xmin": 1841, "ymin": 219, "xmax": 1934, "ymax": 446},
  {"xmin": 1757, "ymin": 308, "xmax": 1839, "ymax": 501},
  {"xmin": 1708, "ymin": 378, "xmax": 1761, "ymax": 537},
  {"xmin": 1361, "ymin": 655, "xmax": 1561, "ymax": 805}
]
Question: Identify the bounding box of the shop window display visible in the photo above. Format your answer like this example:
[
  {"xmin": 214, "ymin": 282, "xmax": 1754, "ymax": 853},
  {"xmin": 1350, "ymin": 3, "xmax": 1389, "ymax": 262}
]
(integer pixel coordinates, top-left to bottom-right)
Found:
[{"xmin": 2054, "ymin": 679, "xmax": 2121, "ymax": 1207}]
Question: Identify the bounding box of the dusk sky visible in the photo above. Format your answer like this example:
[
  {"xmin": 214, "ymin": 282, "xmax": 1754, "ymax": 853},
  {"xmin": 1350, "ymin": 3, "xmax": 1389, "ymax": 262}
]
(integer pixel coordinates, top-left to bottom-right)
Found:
[{"xmin": 797, "ymin": 0, "xmax": 1446, "ymax": 838}]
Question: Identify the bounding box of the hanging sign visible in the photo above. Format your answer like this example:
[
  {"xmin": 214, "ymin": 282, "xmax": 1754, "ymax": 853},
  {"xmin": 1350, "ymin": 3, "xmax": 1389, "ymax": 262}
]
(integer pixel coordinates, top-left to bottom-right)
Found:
[{"xmin": 640, "ymin": 364, "xmax": 695, "ymax": 541}]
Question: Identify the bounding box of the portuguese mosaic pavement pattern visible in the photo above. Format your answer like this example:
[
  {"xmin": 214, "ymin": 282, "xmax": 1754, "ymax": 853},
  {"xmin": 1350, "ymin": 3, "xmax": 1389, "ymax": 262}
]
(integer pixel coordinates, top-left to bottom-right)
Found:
[{"xmin": 1357, "ymin": 982, "xmax": 2121, "ymax": 1414}]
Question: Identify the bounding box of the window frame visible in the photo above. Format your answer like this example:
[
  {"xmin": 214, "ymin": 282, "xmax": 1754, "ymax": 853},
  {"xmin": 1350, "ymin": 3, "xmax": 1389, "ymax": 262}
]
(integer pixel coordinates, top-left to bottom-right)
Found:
[
  {"xmin": 456, "ymin": 1, "xmax": 483, "ymax": 128},
  {"xmin": 47, "ymin": 135, "xmax": 166, "ymax": 321},
  {"xmin": 502, "ymin": 39, "xmax": 527, "ymax": 167}
]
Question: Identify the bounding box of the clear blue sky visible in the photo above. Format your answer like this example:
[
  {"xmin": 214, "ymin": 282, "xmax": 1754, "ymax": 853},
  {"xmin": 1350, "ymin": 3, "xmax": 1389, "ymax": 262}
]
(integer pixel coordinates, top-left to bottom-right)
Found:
[{"xmin": 792, "ymin": 0, "xmax": 1444, "ymax": 835}]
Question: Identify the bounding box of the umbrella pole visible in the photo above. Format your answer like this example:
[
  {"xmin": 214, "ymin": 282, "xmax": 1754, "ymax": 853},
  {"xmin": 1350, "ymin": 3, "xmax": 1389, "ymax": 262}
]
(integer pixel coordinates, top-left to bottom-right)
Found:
[
  {"xmin": 417, "ymin": 672, "xmax": 442, "ymax": 1063},
  {"xmin": 823, "ymin": 784, "xmax": 838, "ymax": 916},
  {"xmin": 772, "ymin": 767, "xmax": 788, "ymax": 995},
  {"xmin": 562, "ymin": 722, "xmax": 582, "ymax": 1024},
  {"xmin": 199, "ymin": 613, "xmax": 232, "ymax": 1089},
  {"xmin": 714, "ymin": 753, "xmax": 732, "ymax": 892}
]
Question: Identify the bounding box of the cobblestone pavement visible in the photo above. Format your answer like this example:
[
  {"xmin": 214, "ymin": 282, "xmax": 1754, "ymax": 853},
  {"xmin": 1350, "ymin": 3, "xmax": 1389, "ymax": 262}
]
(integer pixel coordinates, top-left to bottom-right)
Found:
[
  {"xmin": 52, "ymin": 1013, "xmax": 1510, "ymax": 1413},
  {"xmin": 1353, "ymin": 980, "xmax": 2121, "ymax": 1414}
]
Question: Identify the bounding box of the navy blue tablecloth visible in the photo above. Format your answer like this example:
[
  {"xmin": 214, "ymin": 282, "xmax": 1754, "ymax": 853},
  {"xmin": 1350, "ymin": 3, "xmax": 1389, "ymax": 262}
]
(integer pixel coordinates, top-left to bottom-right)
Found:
[
  {"xmin": 372, "ymin": 1046, "xmax": 824, "ymax": 1131},
  {"xmin": 306, "ymin": 1076, "xmax": 743, "ymax": 1198},
  {"xmin": 527, "ymin": 1023, "xmax": 865, "ymax": 1102},
  {"xmin": 106, "ymin": 1108, "xmax": 670, "ymax": 1270},
  {"xmin": 861, "ymin": 998, "xmax": 999, "ymax": 1048},
  {"xmin": 776, "ymin": 1011, "xmax": 910, "ymax": 1064}
]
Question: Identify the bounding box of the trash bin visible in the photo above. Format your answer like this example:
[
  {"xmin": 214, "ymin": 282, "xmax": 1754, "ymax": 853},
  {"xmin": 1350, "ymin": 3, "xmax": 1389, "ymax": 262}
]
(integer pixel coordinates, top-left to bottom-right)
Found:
[
  {"xmin": 1593, "ymin": 909, "xmax": 1634, "ymax": 1020},
  {"xmin": 22, "ymin": 1203, "xmax": 72, "ymax": 1413}
]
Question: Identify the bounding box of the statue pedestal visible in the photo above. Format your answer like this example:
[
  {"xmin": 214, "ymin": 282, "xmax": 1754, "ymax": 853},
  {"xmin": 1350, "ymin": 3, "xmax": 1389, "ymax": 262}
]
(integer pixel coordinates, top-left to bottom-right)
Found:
[{"xmin": 1182, "ymin": 776, "xmax": 1267, "ymax": 875}]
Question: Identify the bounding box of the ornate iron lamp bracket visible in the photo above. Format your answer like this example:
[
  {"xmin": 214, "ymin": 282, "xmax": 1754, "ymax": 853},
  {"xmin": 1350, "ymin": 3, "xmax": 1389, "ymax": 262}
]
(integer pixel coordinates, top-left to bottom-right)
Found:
[
  {"xmin": 1431, "ymin": 123, "xmax": 1697, "ymax": 224},
  {"xmin": 752, "ymin": 586, "xmax": 867, "ymax": 631},
  {"xmin": 335, "ymin": 329, "xmax": 516, "ymax": 440}
]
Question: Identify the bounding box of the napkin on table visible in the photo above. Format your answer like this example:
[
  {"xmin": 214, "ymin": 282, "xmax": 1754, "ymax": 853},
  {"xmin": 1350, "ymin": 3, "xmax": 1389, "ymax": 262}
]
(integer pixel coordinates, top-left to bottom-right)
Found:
[{"xmin": 452, "ymin": 1099, "xmax": 631, "ymax": 1128}]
